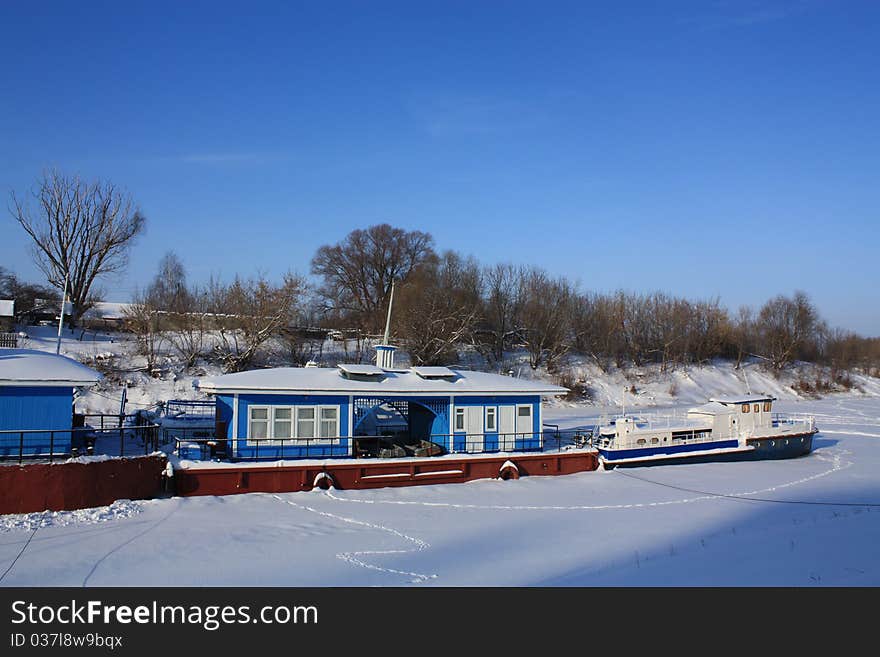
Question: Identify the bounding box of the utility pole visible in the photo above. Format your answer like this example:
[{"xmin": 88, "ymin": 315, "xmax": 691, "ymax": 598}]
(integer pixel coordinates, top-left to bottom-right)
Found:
[{"xmin": 55, "ymin": 271, "xmax": 69, "ymax": 355}]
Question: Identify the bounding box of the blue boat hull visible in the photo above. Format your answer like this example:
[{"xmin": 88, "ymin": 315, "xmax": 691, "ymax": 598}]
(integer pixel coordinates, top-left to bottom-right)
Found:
[{"xmin": 600, "ymin": 431, "xmax": 816, "ymax": 468}]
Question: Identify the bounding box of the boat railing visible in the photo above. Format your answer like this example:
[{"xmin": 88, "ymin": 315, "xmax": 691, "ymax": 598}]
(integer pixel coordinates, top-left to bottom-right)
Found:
[
  {"xmin": 772, "ymin": 414, "xmax": 816, "ymax": 431},
  {"xmin": 595, "ymin": 427, "xmax": 715, "ymax": 450}
]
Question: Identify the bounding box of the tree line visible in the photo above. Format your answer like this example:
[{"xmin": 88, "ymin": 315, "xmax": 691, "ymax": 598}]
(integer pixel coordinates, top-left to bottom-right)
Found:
[
  {"xmin": 125, "ymin": 226, "xmax": 880, "ymax": 377},
  {"xmin": 6, "ymin": 171, "xmax": 879, "ymax": 376}
]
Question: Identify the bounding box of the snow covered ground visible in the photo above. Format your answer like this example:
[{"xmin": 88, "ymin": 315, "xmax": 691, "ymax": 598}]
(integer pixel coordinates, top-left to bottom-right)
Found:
[{"xmin": 2, "ymin": 395, "xmax": 879, "ymax": 586}]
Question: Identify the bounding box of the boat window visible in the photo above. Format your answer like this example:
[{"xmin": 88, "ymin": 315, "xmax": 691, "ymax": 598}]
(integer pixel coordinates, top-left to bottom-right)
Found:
[
  {"xmin": 763, "ymin": 402, "xmax": 771, "ymax": 412},
  {"xmin": 319, "ymin": 407, "xmax": 339, "ymax": 438},
  {"xmin": 273, "ymin": 407, "xmax": 293, "ymax": 439},
  {"xmin": 637, "ymin": 438, "xmax": 646, "ymax": 445},
  {"xmin": 753, "ymin": 404, "xmax": 760, "ymax": 414},
  {"xmin": 454, "ymin": 407, "xmax": 465, "ymax": 432},
  {"xmin": 296, "ymin": 407, "xmax": 316, "ymax": 439},
  {"xmin": 249, "ymin": 407, "xmax": 269, "ymax": 440},
  {"xmin": 517, "ymin": 406, "xmax": 532, "ymax": 417},
  {"xmin": 742, "ymin": 404, "xmax": 750, "ymax": 413},
  {"xmin": 485, "ymin": 407, "xmax": 497, "ymax": 432}
]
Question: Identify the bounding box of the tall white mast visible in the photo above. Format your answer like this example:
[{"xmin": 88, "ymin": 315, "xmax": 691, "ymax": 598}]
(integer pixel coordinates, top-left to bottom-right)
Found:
[
  {"xmin": 383, "ymin": 280, "xmax": 394, "ymax": 345},
  {"xmin": 55, "ymin": 271, "xmax": 69, "ymax": 355}
]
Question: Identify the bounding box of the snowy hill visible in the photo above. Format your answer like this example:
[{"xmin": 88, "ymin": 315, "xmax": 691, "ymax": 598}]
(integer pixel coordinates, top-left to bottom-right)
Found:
[{"xmin": 8, "ymin": 324, "xmax": 880, "ymax": 417}]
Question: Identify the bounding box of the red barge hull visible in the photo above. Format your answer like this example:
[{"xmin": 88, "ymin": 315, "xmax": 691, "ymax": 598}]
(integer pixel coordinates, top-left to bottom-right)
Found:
[{"xmin": 172, "ymin": 450, "xmax": 599, "ymax": 497}]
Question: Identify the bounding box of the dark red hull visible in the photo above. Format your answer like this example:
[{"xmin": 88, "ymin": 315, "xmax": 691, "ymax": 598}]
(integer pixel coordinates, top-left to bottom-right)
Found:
[{"xmin": 172, "ymin": 450, "xmax": 599, "ymax": 497}]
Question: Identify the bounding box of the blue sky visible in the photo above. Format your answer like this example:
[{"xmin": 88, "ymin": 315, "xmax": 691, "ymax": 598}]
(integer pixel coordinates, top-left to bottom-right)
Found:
[{"xmin": 1, "ymin": 1, "xmax": 878, "ymax": 335}]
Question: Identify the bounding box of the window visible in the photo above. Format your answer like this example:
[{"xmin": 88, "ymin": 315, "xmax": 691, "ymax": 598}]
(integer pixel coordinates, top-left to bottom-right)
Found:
[
  {"xmin": 273, "ymin": 407, "xmax": 292, "ymax": 439},
  {"xmin": 763, "ymin": 402, "xmax": 771, "ymax": 412},
  {"xmin": 454, "ymin": 407, "xmax": 465, "ymax": 432},
  {"xmin": 742, "ymin": 404, "xmax": 750, "ymax": 413},
  {"xmin": 248, "ymin": 404, "xmax": 340, "ymax": 442},
  {"xmin": 296, "ymin": 407, "xmax": 316, "ymax": 439},
  {"xmin": 320, "ymin": 407, "xmax": 338, "ymax": 438},
  {"xmin": 485, "ymin": 407, "xmax": 497, "ymax": 432},
  {"xmin": 518, "ymin": 406, "xmax": 532, "ymax": 418},
  {"xmin": 249, "ymin": 407, "xmax": 269, "ymax": 440},
  {"xmin": 753, "ymin": 404, "xmax": 760, "ymax": 414}
]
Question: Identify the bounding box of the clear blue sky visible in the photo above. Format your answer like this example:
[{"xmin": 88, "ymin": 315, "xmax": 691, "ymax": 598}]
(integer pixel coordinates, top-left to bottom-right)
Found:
[{"xmin": 2, "ymin": 1, "xmax": 878, "ymax": 335}]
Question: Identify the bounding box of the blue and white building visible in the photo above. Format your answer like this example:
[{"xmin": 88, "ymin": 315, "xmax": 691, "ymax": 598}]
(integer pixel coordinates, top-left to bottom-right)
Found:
[
  {"xmin": 0, "ymin": 349, "xmax": 102, "ymax": 457},
  {"xmin": 196, "ymin": 361, "xmax": 567, "ymax": 460}
]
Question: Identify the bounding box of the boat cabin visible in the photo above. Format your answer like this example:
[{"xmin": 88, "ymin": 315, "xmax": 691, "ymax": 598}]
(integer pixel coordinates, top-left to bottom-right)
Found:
[
  {"xmin": 195, "ymin": 358, "xmax": 566, "ymax": 461},
  {"xmin": 687, "ymin": 394, "xmax": 776, "ymax": 438}
]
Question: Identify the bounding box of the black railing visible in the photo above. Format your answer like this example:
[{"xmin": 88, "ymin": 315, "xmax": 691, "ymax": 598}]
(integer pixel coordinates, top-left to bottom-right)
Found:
[
  {"xmin": 162, "ymin": 399, "xmax": 216, "ymax": 417},
  {"xmin": 171, "ymin": 427, "xmax": 596, "ymax": 462},
  {"xmin": 0, "ymin": 423, "xmax": 162, "ymax": 464}
]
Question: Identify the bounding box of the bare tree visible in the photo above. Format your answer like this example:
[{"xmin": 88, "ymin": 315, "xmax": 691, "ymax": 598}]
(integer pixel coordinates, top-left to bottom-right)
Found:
[
  {"xmin": 311, "ymin": 224, "xmax": 436, "ymax": 333},
  {"xmin": 756, "ymin": 291, "xmax": 821, "ymax": 371},
  {"xmin": 474, "ymin": 263, "xmax": 525, "ymax": 365},
  {"xmin": 396, "ymin": 251, "xmax": 482, "ymax": 365},
  {"xmin": 10, "ymin": 170, "xmax": 146, "ymax": 322},
  {"xmin": 123, "ymin": 291, "xmax": 165, "ymax": 375},
  {"xmin": 146, "ymin": 252, "xmax": 188, "ymax": 312},
  {"xmin": 518, "ymin": 268, "xmax": 574, "ymax": 371},
  {"xmin": 211, "ymin": 273, "xmax": 307, "ymax": 372}
]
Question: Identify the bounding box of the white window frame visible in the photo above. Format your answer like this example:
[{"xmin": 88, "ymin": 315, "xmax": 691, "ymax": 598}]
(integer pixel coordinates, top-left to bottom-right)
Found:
[
  {"xmin": 248, "ymin": 406, "xmax": 271, "ymax": 443},
  {"xmin": 272, "ymin": 406, "xmax": 294, "ymax": 441},
  {"xmin": 485, "ymin": 406, "xmax": 498, "ymax": 433},
  {"xmin": 454, "ymin": 407, "xmax": 466, "ymax": 432},
  {"xmin": 247, "ymin": 404, "xmax": 341, "ymax": 444}
]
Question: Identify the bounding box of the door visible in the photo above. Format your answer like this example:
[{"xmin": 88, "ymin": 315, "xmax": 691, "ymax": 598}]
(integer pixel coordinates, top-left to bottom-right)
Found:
[
  {"xmin": 466, "ymin": 406, "xmax": 483, "ymax": 453},
  {"xmin": 515, "ymin": 404, "xmax": 533, "ymax": 447},
  {"xmin": 499, "ymin": 406, "xmax": 516, "ymax": 451}
]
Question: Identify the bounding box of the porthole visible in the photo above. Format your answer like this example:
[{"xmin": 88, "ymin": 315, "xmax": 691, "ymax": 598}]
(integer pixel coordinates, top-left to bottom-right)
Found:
[{"xmin": 769, "ymin": 440, "xmax": 775, "ymax": 447}]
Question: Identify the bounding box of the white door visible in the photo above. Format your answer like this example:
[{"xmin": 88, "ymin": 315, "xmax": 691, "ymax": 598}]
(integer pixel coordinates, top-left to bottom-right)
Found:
[
  {"xmin": 466, "ymin": 407, "xmax": 483, "ymax": 453},
  {"xmin": 515, "ymin": 404, "xmax": 533, "ymax": 442},
  {"xmin": 499, "ymin": 406, "xmax": 516, "ymax": 451}
]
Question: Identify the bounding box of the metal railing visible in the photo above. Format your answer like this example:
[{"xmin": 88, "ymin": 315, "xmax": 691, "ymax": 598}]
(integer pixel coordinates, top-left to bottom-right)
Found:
[
  {"xmin": 0, "ymin": 332, "xmax": 18, "ymax": 348},
  {"xmin": 162, "ymin": 399, "xmax": 216, "ymax": 417},
  {"xmin": 170, "ymin": 426, "xmax": 596, "ymax": 462},
  {"xmin": 0, "ymin": 423, "xmax": 161, "ymax": 464}
]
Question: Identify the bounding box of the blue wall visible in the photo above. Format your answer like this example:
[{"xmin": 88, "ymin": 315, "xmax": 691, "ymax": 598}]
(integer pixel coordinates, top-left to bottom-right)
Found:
[
  {"xmin": 208, "ymin": 392, "xmax": 544, "ymax": 460},
  {"xmin": 0, "ymin": 386, "xmax": 74, "ymax": 456},
  {"xmin": 217, "ymin": 393, "xmax": 351, "ymax": 460},
  {"xmin": 450, "ymin": 395, "xmax": 542, "ymax": 452}
]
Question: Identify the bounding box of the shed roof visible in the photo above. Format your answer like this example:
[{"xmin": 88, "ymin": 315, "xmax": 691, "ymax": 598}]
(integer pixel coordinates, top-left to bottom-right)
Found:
[
  {"xmin": 0, "ymin": 349, "xmax": 102, "ymax": 387},
  {"xmin": 197, "ymin": 365, "xmax": 567, "ymax": 396},
  {"xmin": 0, "ymin": 299, "xmax": 13, "ymax": 317}
]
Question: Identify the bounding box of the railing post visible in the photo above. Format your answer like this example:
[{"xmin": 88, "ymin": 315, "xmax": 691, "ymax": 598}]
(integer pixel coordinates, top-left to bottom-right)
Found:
[
  {"xmin": 50, "ymin": 431, "xmax": 54, "ymax": 463},
  {"xmin": 19, "ymin": 431, "xmax": 24, "ymax": 465}
]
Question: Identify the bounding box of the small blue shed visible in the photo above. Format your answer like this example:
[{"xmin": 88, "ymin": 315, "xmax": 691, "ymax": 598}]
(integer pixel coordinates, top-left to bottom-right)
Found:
[
  {"xmin": 0, "ymin": 349, "xmax": 102, "ymax": 457},
  {"xmin": 196, "ymin": 360, "xmax": 567, "ymax": 461}
]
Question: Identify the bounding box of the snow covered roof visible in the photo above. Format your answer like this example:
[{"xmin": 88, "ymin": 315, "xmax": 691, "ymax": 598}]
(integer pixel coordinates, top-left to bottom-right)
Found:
[
  {"xmin": 0, "ymin": 300, "xmax": 13, "ymax": 317},
  {"xmin": 710, "ymin": 394, "xmax": 776, "ymax": 405},
  {"xmin": 197, "ymin": 365, "xmax": 567, "ymax": 397},
  {"xmin": 688, "ymin": 401, "xmax": 734, "ymax": 415},
  {"xmin": 411, "ymin": 366, "xmax": 457, "ymax": 379},
  {"xmin": 0, "ymin": 349, "xmax": 102, "ymax": 387},
  {"xmin": 81, "ymin": 302, "xmax": 132, "ymax": 320},
  {"xmin": 337, "ymin": 363, "xmax": 385, "ymax": 377}
]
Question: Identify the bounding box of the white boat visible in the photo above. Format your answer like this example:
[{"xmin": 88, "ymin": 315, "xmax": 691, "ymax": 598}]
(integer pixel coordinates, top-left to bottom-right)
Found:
[{"xmin": 594, "ymin": 394, "xmax": 817, "ymax": 468}]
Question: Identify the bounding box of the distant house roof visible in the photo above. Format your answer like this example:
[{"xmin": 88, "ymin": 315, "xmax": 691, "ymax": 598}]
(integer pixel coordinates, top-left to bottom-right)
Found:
[
  {"xmin": 0, "ymin": 300, "xmax": 13, "ymax": 317},
  {"xmin": 81, "ymin": 302, "xmax": 132, "ymax": 320},
  {"xmin": 197, "ymin": 365, "xmax": 567, "ymax": 397},
  {"xmin": 0, "ymin": 349, "xmax": 102, "ymax": 387},
  {"xmin": 710, "ymin": 394, "xmax": 776, "ymax": 405}
]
